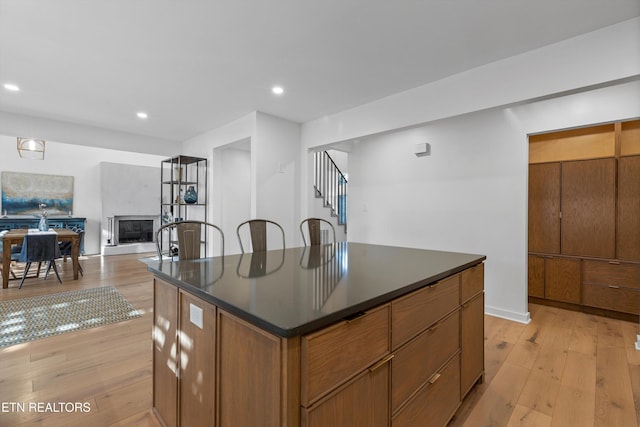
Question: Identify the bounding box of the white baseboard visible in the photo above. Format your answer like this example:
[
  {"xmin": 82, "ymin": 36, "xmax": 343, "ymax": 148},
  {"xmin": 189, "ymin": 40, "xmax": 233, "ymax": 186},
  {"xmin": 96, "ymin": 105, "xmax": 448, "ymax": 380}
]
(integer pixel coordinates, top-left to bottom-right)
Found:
[
  {"xmin": 485, "ymin": 305, "xmax": 531, "ymax": 324},
  {"xmin": 102, "ymin": 242, "xmax": 156, "ymax": 256}
]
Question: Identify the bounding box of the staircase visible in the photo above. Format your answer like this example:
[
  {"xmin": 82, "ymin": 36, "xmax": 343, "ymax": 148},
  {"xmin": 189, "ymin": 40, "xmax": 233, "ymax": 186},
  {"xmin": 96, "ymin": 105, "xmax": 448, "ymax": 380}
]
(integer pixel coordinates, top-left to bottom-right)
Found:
[{"xmin": 314, "ymin": 151, "xmax": 347, "ymax": 232}]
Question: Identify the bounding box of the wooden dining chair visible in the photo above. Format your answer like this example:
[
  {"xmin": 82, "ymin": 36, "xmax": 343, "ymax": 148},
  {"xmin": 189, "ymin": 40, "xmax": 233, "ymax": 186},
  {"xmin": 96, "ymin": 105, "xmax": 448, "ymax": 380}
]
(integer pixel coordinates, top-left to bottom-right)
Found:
[
  {"xmin": 155, "ymin": 220, "xmax": 224, "ymax": 260},
  {"xmin": 236, "ymin": 219, "xmax": 285, "ymax": 253},
  {"xmin": 299, "ymin": 218, "xmax": 336, "ymax": 246}
]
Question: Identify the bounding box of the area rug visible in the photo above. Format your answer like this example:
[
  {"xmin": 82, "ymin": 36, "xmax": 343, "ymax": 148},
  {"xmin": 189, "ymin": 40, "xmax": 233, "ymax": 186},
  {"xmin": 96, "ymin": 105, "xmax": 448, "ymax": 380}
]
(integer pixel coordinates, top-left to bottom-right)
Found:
[{"xmin": 0, "ymin": 286, "xmax": 142, "ymax": 348}]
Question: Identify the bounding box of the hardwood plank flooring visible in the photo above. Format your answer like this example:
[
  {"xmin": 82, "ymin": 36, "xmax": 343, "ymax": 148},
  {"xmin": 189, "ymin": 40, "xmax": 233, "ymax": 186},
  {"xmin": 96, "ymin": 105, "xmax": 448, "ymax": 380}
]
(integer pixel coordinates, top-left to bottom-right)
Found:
[
  {"xmin": 2, "ymin": 254, "xmax": 640, "ymax": 426},
  {"xmin": 0, "ymin": 254, "xmax": 155, "ymax": 427},
  {"xmin": 451, "ymin": 304, "xmax": 640, "ymax": 427}
]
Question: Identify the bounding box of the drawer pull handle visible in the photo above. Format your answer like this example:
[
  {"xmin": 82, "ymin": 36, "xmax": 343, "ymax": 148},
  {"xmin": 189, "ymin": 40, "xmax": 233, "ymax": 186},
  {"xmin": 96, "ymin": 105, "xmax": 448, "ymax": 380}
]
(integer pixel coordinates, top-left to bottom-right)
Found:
[
  {"xmin": 427, "ymin": 323, "xmax": 440, "ymax": 334},
  {"xmin": 343, "ymin": 311, "xmax": 366, "ymax": 322},
  {"xmin": 609, "ymin": 261, "xmax": 621, "ymax": 265},
  {"xmin": 369, "ymin": 354, "xmax": 394, "ymax": 372},
  {"xmin": 428, "ymin": 373, "xmax": 441, "ymax": 384},
  {"xmin": 609, "ymin": 285, "xmax": 620, "ymax": 289}
]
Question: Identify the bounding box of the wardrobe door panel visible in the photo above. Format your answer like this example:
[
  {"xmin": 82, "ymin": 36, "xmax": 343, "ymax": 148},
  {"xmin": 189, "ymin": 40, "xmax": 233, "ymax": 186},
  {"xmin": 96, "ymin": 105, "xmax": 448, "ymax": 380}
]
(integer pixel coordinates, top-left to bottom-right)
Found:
[
  {"xmin": 617, "ymin": 156, "xmax": 640, "ymax": 261},
  {"xmin": 528, "ymin": 163, "xmax": 561, "ymax": 254},
  {"xmin": 561, "ymin": 158, "xmax": 616, "ymax": 258}
]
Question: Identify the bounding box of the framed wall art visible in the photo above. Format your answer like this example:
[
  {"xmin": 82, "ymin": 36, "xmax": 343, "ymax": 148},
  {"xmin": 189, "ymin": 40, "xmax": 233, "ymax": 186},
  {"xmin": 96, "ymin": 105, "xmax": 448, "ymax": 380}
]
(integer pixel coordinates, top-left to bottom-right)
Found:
[{"xmin": 1, "ymin": 171, "xmax": 74, "ymax": 215}]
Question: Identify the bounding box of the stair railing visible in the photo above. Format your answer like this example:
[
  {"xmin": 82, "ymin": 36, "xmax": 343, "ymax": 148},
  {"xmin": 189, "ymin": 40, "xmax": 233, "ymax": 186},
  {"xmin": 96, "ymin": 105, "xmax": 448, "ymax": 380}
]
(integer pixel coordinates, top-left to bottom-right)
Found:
[{"xmin": 314, "ymin": 151, "xmax": 347, "ymax": 226}]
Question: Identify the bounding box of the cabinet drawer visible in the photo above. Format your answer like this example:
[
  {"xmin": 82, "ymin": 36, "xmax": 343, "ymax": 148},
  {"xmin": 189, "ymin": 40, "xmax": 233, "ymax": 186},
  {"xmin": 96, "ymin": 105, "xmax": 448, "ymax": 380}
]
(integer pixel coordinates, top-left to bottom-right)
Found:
[
  {"xmin": 392, "ymin": 310, "xmax": 459, "ymax": 412},
  {"xmin": 392, "ymin": 275, "xmax": 460, "ymax": 349},
  {"xmin": 583, "ymin": 260, "xmax": 640, "ymax": 289},
  {"xmin": 582, "ymin": 283, "xmax": 640, "ymax": 315},
  {"xmin": 392, "ymin": 353, "xmax": 461, "ymax": 427},
  {"xmin": 301, "ymin": 358, "xmax": 389, "ymax": 427},
  {"xmin": 301, "ymin": 304, "xmax": 390, "ymax": 406},
  {"xmin": 461, "ymin": 263, "xmax": 484, "ymax": 303}
]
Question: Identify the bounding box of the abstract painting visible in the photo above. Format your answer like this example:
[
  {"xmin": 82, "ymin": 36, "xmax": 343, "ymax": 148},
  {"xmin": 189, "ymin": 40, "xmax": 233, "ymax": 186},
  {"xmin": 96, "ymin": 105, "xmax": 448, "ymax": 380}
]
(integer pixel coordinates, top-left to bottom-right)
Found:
[{"xmin": 1, "ymin": 171, "xmax": 74, "ymax": 215}]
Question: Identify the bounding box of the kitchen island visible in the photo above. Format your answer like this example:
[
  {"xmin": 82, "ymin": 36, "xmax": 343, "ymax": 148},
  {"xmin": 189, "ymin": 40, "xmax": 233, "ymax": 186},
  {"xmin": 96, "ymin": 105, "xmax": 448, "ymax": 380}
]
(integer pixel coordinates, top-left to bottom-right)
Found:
[{"xmin": 146, "ymin": 242, "xmax": 486, "ymax": 427}]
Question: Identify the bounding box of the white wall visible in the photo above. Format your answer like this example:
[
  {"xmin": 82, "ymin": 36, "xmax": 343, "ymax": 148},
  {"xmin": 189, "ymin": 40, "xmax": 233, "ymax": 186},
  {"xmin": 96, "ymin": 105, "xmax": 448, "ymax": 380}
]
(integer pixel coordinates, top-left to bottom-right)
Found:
[
  {"xmin": 216, "ymin": 147, "xmax": 251, "ymax": 254},
  {"xmin": 183, "ymin": 112, "xmax": 256, "ymax": 249},
  {"xmin": 346, "ymin": 81, "xmax": 640, "ymax": 323},
  {"xmin": 183, "ymin": 111, "xmax": 303, "ymax": 252},
  {"xmin": 326, "ymin": 149, "xmax": 348, "ymax": 176},
  {"xmin": 100, "ymin": 162, "xmax": 160, "ymax": 252},
  {"xmin": 0, "ymin": 135, "xmax": 166, "ymax": 254},
  {"xmin": 255, "ymin": 112, "xmax": 302, "ymax": 248}
]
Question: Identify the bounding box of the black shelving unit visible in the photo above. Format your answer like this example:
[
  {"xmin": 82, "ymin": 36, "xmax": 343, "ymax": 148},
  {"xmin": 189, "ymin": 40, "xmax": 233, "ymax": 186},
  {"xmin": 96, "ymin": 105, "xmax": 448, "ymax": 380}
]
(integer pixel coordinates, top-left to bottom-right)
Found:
[{"xmin": 159, "ymin": 155, "xmax": 207, "ymax": 257}]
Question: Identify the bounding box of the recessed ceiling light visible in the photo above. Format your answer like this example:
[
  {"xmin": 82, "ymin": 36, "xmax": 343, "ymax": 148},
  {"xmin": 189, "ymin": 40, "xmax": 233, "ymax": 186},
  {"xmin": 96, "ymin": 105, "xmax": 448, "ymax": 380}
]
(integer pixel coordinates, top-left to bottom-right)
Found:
[
  {"xmin": 4, "ymin": 83, "xmax": 20, "ymax": 92},
  {"xmin": 272, "ymin": 86, "xmax": 284, "ymax": 95},
  {"xmin": 136, "ymin": 112, "xmax": 148, "ymax": 119}
]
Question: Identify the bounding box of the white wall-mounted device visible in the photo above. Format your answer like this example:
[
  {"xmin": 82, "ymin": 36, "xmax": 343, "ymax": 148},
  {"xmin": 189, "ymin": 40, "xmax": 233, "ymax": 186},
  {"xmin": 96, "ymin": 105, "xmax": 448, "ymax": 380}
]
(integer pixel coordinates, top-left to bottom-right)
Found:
[{"xmin": 414, "ymin": 142, "xmax": 431, "ymax": 157}]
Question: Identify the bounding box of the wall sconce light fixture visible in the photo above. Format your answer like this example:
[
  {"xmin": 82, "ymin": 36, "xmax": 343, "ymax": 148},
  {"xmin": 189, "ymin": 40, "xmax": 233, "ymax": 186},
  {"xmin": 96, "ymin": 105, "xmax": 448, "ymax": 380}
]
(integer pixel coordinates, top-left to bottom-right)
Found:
[{"xmin": 17, "ymin": 137, "xmax": 46, "ymax": 159}]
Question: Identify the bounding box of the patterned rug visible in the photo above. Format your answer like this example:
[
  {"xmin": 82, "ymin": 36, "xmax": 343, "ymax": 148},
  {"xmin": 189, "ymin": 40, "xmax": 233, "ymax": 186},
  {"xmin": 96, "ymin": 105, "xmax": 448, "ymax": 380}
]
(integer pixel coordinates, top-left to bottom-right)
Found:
[{"xmin": 0, "ymin": 286, "xmax": 142, "ymax": 348}]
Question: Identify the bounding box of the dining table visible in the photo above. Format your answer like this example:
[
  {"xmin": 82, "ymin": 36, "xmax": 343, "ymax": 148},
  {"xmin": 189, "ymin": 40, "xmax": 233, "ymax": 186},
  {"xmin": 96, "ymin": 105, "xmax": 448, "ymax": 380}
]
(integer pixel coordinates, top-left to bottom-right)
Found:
[{"xmin": 1, "ymin": 228, "xmax": 81, "ymax": 289}]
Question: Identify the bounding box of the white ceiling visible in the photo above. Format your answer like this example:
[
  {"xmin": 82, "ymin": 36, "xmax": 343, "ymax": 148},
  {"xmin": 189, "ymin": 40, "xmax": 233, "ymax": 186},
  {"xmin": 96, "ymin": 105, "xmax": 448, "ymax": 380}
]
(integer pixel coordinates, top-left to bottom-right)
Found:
[{"xmin": 1, "ymin": 1, "xmax": 639, "ymax": 143}]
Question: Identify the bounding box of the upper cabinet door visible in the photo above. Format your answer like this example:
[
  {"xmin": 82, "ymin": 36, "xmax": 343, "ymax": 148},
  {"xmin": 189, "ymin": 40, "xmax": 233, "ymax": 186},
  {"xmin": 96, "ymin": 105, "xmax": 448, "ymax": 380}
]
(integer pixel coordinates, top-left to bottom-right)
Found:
[
  {"xmin": 528, "ymin": 163, "xmax": 561, "ymax": 254},
  {"xmin": 617, "ymin": 156, "xmax": 640, "ymax": 261},
  {"xmin": 561, "ymin": 158, "xmax": 616, "ymax": 258}
]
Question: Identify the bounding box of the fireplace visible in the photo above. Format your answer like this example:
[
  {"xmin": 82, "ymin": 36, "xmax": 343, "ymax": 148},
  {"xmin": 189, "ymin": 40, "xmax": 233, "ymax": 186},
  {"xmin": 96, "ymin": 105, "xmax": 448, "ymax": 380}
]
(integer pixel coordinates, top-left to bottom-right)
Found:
[
  {"xmin": 118, "ymin": 219, "xmax": 154, "ymax": 243},
  {"xmin": 110, "ymin": 215, "xmax": 160, "ymax": 246}
]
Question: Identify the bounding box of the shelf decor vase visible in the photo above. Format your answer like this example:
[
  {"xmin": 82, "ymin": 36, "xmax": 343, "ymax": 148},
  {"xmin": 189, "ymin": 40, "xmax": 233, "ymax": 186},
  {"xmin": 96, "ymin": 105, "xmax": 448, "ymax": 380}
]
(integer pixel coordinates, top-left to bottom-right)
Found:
[
  {"xmin": 38, "ymin": 203, "xmax": 49, "ymax": 231},
  {"xmin": 38, "ymin": 216, "xmax": 49, "ymax": 231},
  {"xmin": 184, "ymin": 186, "xmax": 198, "ymax": 204}
]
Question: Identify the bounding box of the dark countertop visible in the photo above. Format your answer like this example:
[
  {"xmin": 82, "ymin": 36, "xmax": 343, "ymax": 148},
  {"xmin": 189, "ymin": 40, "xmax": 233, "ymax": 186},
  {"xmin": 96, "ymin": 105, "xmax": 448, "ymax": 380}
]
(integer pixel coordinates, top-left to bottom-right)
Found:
[{"xmin": 146, "ymin": 242, "xmax": 486, "ymax": 338}]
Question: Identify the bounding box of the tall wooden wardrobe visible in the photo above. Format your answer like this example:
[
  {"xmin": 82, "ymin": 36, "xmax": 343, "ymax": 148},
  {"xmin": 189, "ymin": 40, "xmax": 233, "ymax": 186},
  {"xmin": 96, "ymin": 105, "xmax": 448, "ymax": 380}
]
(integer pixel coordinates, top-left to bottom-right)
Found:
[{"xmin": 528, "ymin": 119, "xmax": 640, "ymax": 319}]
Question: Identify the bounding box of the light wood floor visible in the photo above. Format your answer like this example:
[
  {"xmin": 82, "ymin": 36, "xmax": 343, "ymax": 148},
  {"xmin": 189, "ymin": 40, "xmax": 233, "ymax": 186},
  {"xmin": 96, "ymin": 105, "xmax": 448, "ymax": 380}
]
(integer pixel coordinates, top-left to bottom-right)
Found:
[
  {"xmin": 1, "ymin": 254, "xmax": 640, "ymax": 426},
  {"xmin": 450, "ymin": 302, "xmax": 640, "ymax": 427}
]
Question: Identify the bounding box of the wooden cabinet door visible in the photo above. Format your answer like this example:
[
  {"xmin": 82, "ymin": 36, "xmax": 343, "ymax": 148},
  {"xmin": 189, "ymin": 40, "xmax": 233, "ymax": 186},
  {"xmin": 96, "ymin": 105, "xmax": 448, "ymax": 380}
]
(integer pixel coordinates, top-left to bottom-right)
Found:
[
  {"xmin": 461, "ymin": 293, "xmax": 484, "ymax": 398},
  {"xmin": 302, "ymin": 361, "xmax": 389, "ymax": 427},
  {"xmin": 561, "ymin": 158, "xmax": 616, "ymax": 258},
  {"xmin": 528, "ymin": 255, "xmax": 545, "ymax": 298},
  {"xmin": 153, "ymin": 279, "xmax": 179, "ymax": 427},
  {"xmin": 217, "ymin": 310, "xmax": 285, "ymax": 427},
  {"xmin": 528, "ymin": 163, "xmax": 561, "ymax": 254},
  {"xmin": 180, "ymin": 292, "xmax": 216, "ymax": 427},
  {"xmin": 545, "ymin": 257, "xmax": 581, "ymax": 303},
  {"xmin": 617, "ymin": 156, "xmax": 640, "ymax": 261}
]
